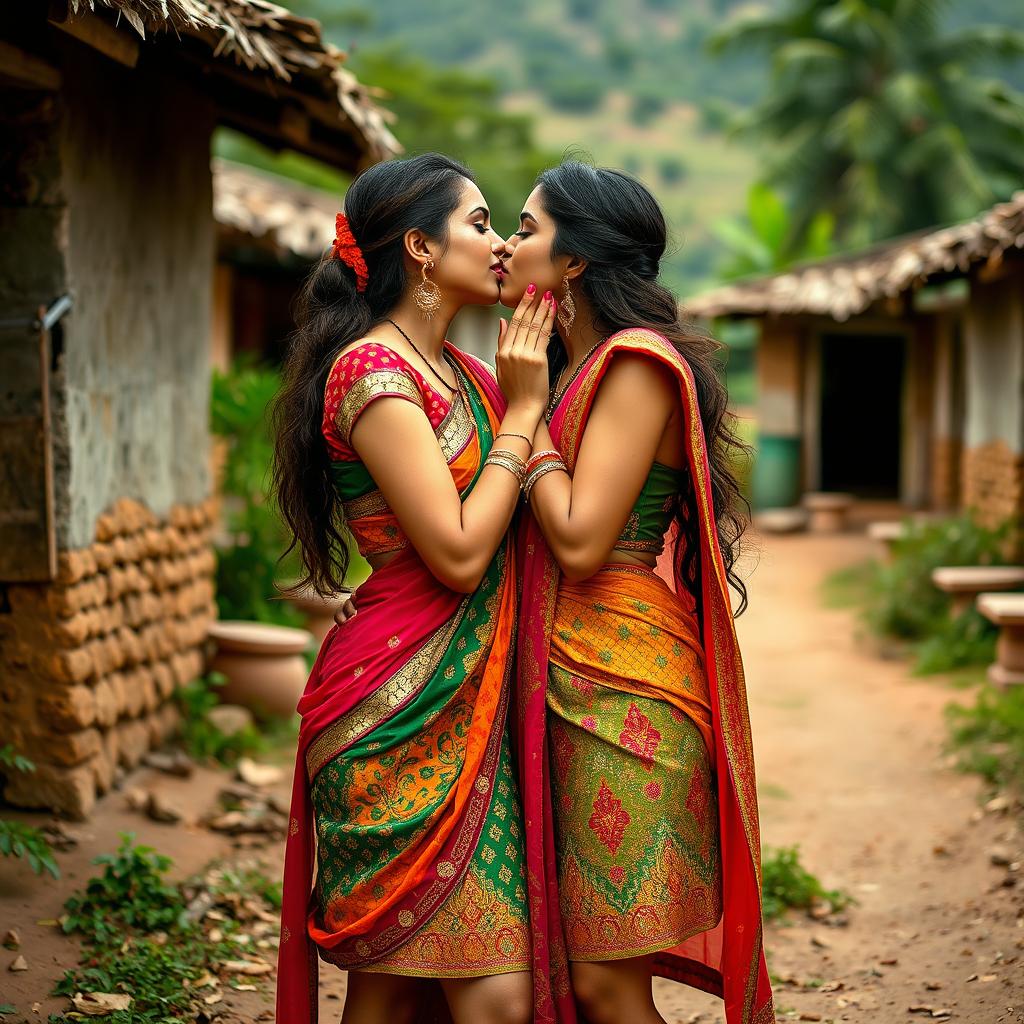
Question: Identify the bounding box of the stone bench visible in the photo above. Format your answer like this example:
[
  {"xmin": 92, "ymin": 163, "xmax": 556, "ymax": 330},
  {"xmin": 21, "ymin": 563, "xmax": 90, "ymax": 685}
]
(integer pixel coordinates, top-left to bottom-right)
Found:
[
  {"xmin": 867, "ymin": 520, "xmax": 908, "ymax": 560},
  {"xmin": 931, "ymin": 566, "xmax": 1024, "ymax": 617},
  {"xmin": 977, "ymin": 593, "xmax": 1024, "ymax": 689},
  {"xmin": 754, "ymin": 507, "xmax": 808, "ymax": 534},
  {"xmin": 801, "ymin": 492, "xmax": 855, "ymax": 534}
]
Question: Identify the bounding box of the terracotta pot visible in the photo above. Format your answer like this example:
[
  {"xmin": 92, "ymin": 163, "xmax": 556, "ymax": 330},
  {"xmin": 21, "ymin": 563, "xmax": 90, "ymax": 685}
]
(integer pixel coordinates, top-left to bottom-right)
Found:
[
  {"xmin": 285, "ymin": 586, "xmax": 350, "ymax": 646},
  {"xmin": 207, "ymin": 620, "xmax": 313, "ymax": 719}
]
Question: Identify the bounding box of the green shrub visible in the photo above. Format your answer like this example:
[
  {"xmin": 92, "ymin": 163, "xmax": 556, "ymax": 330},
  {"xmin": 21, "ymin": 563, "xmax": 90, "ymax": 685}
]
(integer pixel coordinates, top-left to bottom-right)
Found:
[
  {"xmin": 761, "ymin": 845, "xmax": 851, "ymax": 922},
  {"xmin": 913, "ymin": 608, "xmax": 998, "ymax": 675},
  {"xmin": 211, "ymin": 361, "xmax": 304, "ymax": 627},
  {"xmin": 946, "ymin": 685, "xmax": 1024, "ymax": 793},
  {"xmin": 0, "ymin": 745, "xmax": 59, "ymax": 879},
  {"xmin": 173, "ymin": 672, "xmax": 267, "ymax": 764},
  {"xmin": 54, "ymin": 836, "xmax": 265, "ymax": 1024},
  {"xmin": 862, "ymin": 513, "xmax": 1011, "ymax": 642}
]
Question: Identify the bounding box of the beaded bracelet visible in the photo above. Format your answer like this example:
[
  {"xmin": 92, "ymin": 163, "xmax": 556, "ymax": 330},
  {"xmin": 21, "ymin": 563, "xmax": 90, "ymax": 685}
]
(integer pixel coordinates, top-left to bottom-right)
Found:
[
  {"xmin": 524, "ymin": 459, "xmax": 567, "ymax": 500},
  {"xmin": 495, "ymin": 431, "xmax": 532, "ymax": 446}
]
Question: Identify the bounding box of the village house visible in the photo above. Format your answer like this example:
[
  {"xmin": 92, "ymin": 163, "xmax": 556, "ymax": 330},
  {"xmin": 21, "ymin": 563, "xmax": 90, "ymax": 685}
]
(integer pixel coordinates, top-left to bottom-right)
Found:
[
  {"xmin": 0, "ymin": 0, "xmax": 398, "ymax": 817},
  {"xmin": 687, "ymin": 193, "xmax": 1024, "ymax": 539}
]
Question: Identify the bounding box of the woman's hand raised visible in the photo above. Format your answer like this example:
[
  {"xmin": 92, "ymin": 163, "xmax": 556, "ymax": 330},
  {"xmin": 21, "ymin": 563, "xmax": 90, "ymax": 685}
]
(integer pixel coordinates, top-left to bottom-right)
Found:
[{"xmin": 495, "ymin": 286, "xmax": 555, "ymax": 417}]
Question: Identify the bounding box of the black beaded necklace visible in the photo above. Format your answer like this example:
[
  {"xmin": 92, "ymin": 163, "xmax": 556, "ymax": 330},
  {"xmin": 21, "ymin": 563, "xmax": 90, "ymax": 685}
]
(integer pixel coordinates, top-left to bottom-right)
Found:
[{"xmin": 386, "ymin": 318, "xmax": 469, "ymax": 412}]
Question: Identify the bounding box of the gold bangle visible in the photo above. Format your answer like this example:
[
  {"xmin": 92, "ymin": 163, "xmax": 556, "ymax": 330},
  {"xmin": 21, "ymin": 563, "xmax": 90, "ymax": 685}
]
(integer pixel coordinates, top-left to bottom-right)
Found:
[
  {"xmin": 488, "ymin": 447, "xmax": 527, "ymax": 470},
  {"xmin": 484, "ymin": 454, "xmax": 526, "ymax": 483},
  {"xmin": 526, "ymin": 449, "xmax": 562, "ymax": 473},
  {"xmin": 524, "ymin": 459, "xmax": 566, "ymax": 499}
]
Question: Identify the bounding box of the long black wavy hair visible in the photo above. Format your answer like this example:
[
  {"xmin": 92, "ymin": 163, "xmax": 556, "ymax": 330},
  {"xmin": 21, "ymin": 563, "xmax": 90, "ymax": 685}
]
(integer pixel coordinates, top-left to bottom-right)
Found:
[
  {"xmin": 272, "ymin": 153, "xmax": 473, "ymax": 596},
  {"xmin": 537, "ymin": 160, "xmax": 753, "ymax": 614}
]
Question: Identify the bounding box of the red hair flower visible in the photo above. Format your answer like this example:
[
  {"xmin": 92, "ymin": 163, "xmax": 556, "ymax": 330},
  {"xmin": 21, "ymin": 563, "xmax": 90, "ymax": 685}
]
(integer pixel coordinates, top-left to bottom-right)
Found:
[{"xmin": 331, "ymin": 212, "xmax": 369, "ymax": 293}]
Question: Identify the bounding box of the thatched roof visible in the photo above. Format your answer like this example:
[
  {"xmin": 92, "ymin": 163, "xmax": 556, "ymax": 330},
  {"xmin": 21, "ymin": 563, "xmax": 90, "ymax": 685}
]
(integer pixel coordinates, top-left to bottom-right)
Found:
[
  {"xmin": 686, "ymin": 191, "xmax": 1024, "ymax": 322},
  {"xmin": 213, "ymin": 158, "xmax": 337, "ymax": 259},
  {"xmin": 61, "ymin": 0, "xmax": 400, "ymax": 168}
]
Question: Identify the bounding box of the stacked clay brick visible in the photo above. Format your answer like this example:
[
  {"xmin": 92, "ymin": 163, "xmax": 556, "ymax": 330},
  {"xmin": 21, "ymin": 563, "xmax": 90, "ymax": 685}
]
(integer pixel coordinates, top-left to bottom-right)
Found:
[
  {"xmin": 1, "ymin": 497, "xmax": 218, "ymax": 818},
  {"xmin": 929, "ymin": 436, "xmax": 961, "ymax": 512},
  {"xmin": 962, "ymin": 440, "xmax": 1024, "ymax": 540}
]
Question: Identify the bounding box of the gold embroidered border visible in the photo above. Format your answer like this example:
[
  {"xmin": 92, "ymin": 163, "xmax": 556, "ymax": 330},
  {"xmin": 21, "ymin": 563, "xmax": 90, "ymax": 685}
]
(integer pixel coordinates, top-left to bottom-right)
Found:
[
  {"xmin": 341, "ymin": 488, "xmax": 390, "ymax": 519},
  {"xmin": 335, "ymin": 370, "xmax": 424, "ymax": 444},
  {"xmin": 305, "ymin": 604, "xmax": 467, "ymax": 780},
  {"xmin": 435, "ymin": 389, "xmax": 475, "ymax": 463},
  {"xmin": 612, "ymin": 538, "xmax": 664, "ymax": 554}
]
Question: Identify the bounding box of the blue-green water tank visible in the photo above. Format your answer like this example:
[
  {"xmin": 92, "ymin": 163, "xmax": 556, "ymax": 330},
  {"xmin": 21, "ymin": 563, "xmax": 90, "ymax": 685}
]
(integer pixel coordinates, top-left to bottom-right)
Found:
[{"xmin": 752, "ymin": 434, "xmax": 802, "ymax": 509}]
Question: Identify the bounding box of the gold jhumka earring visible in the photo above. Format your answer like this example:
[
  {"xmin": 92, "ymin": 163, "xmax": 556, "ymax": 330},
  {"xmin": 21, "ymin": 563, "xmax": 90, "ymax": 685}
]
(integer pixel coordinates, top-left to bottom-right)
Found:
[
  {"xmin": 557, "ymin": 274, "xmax": 576, "ymax": 331},
  {"xmin": 413, "ymin": 259, "xmax": 442, "ymax": 319}
]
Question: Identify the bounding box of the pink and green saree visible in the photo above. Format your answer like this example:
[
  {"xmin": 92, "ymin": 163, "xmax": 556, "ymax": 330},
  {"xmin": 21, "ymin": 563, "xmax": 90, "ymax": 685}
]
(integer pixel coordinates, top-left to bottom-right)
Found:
[{"xmin": 277, "ymin": 342, "xmax": 529, "ymax": 1023}]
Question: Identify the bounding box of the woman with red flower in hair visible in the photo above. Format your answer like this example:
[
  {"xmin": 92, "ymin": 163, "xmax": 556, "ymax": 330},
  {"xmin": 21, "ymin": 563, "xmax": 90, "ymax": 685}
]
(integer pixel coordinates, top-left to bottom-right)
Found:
[{"xmin": 273, "ymin": 153, "xmax": 553, "ymax": 1024}]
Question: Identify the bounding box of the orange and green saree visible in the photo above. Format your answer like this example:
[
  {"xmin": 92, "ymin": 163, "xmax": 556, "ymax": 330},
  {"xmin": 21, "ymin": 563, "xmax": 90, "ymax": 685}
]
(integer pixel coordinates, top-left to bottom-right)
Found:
[
  {"xmin": 516, "ymin": 328, "xmax": 774, "ymax": 1024},
  {"xmin": 277, "ymin": 342, "xmax": 529, "ymax": 1023}
]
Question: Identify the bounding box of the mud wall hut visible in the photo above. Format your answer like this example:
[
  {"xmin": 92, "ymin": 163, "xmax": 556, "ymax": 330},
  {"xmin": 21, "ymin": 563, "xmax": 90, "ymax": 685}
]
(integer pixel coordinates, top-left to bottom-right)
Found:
[
  {"xmin": 0, "ymin": 0, "xmax": 398, "ymax": 817},
  {"xmin": 687, "ymin": 192, "xmax": 1024, "ymax": 531}
]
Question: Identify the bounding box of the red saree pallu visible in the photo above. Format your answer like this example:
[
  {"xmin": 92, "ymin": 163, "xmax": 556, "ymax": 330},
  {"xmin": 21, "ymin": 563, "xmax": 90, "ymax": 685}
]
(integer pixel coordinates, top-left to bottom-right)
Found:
[
  {"xmin": 516, "ymin": 328, "xmax": 775, "ymax": 1024},
  {"xmin": 277, "ymin": 344, "xmax": 530, "ymax": 1024}
]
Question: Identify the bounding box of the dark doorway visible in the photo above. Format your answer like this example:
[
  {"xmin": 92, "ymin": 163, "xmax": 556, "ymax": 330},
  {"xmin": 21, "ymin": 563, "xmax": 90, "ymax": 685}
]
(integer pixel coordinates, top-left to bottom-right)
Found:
[{"xmin": 819, "ymin": 333, "xmax": 905, "ymax": 498}]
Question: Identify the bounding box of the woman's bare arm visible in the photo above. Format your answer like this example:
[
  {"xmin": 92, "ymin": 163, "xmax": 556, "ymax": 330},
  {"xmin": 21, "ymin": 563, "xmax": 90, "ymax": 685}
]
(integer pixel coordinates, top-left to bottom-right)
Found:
[
  {"xmin": 528, "ymin": 354, "xmax": 678, "ymax": 583},
  {"xmin": 350, "ymin": 293, "xmax": 554, "ymax": 593}
]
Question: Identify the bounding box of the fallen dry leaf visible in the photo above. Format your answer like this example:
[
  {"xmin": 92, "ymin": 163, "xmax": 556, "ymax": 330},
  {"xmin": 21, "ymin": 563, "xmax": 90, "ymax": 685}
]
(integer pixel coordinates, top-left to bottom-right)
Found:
[
  {"xmin": 72, "ymin": 992, "xmax": 133, "ymax": 1015},
  {"xmin": 221, "ymin": 960, "xmax": 273, "ymax": 976},
  {"xmin": 236, "ymin": 758, "xmax": 283, "ymax": 788}
]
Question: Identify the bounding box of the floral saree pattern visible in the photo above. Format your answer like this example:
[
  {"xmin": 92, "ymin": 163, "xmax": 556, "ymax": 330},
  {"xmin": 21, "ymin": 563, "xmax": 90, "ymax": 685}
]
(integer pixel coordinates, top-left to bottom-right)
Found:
[
  {"xmin": 277, "ymin": 345, "xmax": 529, "ymax": 1024},
  {"xmin": 547, "ymin": 566, "xmax": 722, "ymax": 961}
]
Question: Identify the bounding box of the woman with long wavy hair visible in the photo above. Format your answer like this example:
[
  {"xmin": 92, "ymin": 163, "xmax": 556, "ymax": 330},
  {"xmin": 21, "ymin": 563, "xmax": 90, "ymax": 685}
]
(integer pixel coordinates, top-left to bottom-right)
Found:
[
  {"xmin": 273, "ymin": 153, "xmax": 554, "ymax": 1024},
  {"xmin": 499, "ymin": 161, "xmax": 775, "ymax": 1024}
]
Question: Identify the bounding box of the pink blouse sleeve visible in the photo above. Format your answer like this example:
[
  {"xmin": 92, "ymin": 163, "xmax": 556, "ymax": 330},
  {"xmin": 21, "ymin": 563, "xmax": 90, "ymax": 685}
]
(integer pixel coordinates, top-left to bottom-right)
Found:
[{"xmin": 323, "ymin": 344, "xmax": 424, "ymax": 455}]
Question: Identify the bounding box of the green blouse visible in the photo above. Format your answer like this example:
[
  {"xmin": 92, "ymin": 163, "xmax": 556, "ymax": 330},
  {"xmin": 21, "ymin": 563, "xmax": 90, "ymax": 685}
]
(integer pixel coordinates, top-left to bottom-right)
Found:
[{"xmin": 613, "ymin": 461, "xmax": 684, "ymax": 556}]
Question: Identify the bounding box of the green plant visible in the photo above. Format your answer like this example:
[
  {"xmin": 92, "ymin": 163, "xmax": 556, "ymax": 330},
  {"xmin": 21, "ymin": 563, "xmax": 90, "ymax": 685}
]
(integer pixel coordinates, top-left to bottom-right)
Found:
[
  {"xmin": 712, "ymin": 182, "xmax": 833, "ymax": 281},
  {"xmin": 62, "ymin": 834, "xmax": 185, "ymax": 945},
  {"xmin": 173, "ymin": 672, "xmax": 265, "ymax": 765},
  {"xmin": 54, "ymin": 836, "xmax": 262, "ymax": 1024},
  {"xmin": 913, "ymin": 608, "xmax": 998, "ymax": 675},
  {"xmin": 0, "ymin": 745, "xmax": 59, "ymax": 879},
  {"xmin": 946, "ymin": 684, "xmax": 1024, "ymax": 792},
  {"xmin": 710, "ymin": 0, "xmax": 1024, "ymax": 248},
  {"xmin": 761, "ymin": 844, "xmax": 851, "ymax": 922},
  {"xmin": 211, "ymin": 360, "xmax": 304, "ymax": 626},
  {"xmin": 862, "ymin": 513, "xmax": 1011, "ymax": 641}
]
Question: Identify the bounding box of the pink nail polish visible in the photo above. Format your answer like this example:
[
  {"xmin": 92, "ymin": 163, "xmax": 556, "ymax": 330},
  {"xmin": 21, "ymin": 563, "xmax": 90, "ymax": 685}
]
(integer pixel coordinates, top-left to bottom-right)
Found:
[
  {"xmin": 543, "ymin": 290, "xmax": 552, "ymax": 301},
  {"xmin": 527, "ymin": 283, "xmax": 536, "ymax": 295}
]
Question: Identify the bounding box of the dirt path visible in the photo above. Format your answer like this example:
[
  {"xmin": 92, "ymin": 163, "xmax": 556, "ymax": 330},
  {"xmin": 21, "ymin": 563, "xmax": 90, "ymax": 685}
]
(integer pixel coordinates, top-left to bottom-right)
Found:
[
  {"xmin": 3, "ymin": 530, "xmax": 1021, "ymax": 1024},
  {"xmin": 653, "ymin": 530, "xmax": 1024, "ymax": 1024}
]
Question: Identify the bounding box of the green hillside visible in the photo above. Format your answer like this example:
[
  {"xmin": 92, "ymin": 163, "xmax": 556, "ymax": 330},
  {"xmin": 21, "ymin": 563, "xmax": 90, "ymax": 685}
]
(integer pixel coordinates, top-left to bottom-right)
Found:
[{"xmin": 255, "ymin": 0, "xmax": 1024, "ymax": 295}]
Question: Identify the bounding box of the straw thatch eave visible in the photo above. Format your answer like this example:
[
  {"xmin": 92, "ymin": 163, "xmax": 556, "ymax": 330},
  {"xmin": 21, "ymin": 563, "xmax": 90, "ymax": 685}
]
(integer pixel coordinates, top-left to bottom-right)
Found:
[
  {"xmin": 52, "ymin": 0, "xmax": 400, "ymax": 170},
  {"xmin": 686, "ymin": 191, "xmax": 1024, "ymax": 323},
  {"xmin": 213, "ymin": 157, "xmax": 337, "ymax": 261}
]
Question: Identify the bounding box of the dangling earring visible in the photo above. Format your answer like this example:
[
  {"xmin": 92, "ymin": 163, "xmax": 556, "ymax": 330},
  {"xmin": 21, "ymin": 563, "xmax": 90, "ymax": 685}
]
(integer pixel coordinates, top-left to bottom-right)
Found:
[
  {"xmin": 413, "ymin": 259, "xmax": 442, "ymax": 319},
  {"xmin": 558, "ymin": 274, "xmax": 576, "ymax": 331}
]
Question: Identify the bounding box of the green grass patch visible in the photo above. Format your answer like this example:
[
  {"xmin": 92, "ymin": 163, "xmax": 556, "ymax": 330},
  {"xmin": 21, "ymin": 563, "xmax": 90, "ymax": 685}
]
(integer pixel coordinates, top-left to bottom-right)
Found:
[
  {"xmin": 51, "ymin": 836, "xmax": 276, "ymax": 1024},
  {"xmin": 761, "ymin": 845, "xmax": 852, "ymax": 922},
  {"xmin": 945, "ymin": 685, "xmax": 1024, "ymax": 793}
]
